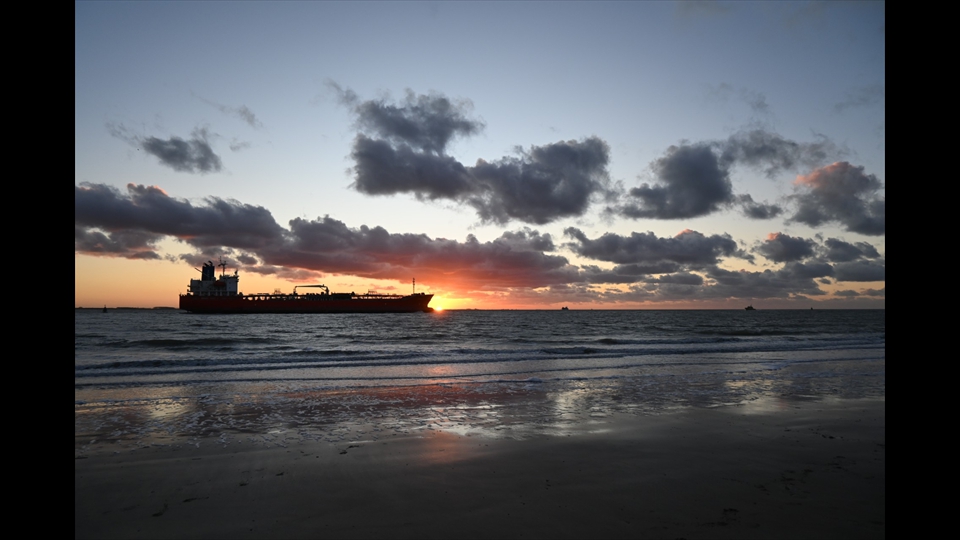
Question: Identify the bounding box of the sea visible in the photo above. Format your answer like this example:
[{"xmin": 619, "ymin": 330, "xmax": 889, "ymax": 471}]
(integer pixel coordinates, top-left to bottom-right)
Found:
[{"xmin": 75, "ymin": 309, "xmax": 885, "ymax": 450}]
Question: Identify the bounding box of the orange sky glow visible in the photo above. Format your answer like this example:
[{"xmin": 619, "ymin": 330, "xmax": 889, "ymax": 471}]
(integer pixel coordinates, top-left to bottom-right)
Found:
[{"xmin": 76, "ymin": 254, "xmax": 883, "ymax": 310}]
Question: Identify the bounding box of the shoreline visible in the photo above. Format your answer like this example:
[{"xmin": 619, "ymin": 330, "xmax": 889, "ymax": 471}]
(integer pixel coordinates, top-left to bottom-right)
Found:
[{"xmin": 76, "ymin": 396, "xmax": 884, "ymax": 539}]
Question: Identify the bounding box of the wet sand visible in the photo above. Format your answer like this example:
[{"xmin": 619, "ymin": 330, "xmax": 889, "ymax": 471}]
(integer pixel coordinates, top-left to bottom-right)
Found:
[{"xmin": 75, "ymin": 397, "xmax": 884, "ymax": 539}]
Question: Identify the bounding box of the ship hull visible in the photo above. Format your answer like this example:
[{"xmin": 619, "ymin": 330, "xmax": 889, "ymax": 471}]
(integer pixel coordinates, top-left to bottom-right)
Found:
[{"xmin": 179, "ymin": 294, "xmax": 433, "ymax": 314}]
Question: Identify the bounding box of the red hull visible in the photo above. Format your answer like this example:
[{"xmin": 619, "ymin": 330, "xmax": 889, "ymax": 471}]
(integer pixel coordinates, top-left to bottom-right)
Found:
[{"xmin": 179, "ymin": 293, "xmax": 433, "ymax": 314}]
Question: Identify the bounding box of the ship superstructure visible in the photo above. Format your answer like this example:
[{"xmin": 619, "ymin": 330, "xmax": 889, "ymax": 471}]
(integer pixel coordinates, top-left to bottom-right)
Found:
[{"xmin": 188, "ymin": 259, "xmax": 240, "ymax": 297}]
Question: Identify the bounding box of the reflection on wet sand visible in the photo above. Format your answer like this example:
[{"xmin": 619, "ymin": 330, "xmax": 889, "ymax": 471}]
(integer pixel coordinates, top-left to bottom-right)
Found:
[{"xmin": 75, "ymin": 357, "xmax": 884, "ymax": 459}]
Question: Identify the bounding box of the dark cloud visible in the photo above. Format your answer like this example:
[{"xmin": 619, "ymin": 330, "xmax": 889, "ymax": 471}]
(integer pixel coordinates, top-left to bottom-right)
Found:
[
  {"xmin": 468, "ymin": 137, "xmax": 613, "ymax": 224},
  {"xmin": 235, "ymin": 253, "xmax": 259, "ymax": 266},
  {"xmin": 618, "ymin": 144, "xmax": 733, "ymax": 219},
  {"xmin": 141, "ymin": 128, "xmax": 222, "ymax": 173},
  {"xmin": 612, "ymin": 129, "xmax": 842, "ymax": 220},
  {"xmin": 267, "ymin": 219, "xmax": 577, "ymax": 290},
  {"xmin": 75, "ymin": 183, "xmax": 286, "ymax": 252},
  {"xmin": 332, "ymin": 84, "xmax": 483, "ymax": 154},
  {"xmin": 833, "ymin": 259, "xmax": 885, "ymax": 282},
  {"xmin": 717, "ymin": 129, "xmax": 842, "ymax": 178},
  {"xmin": 335, "ymin": 86, "xmax": 612, "ymax": 224},
  {"xmin": 76, "ymin": 182, "xmax": 884, "ymax": 305},
  {"xmin": 583, "ymin": 262, "xmax": 830, "ymax": 303},
  {"xmin": 834, "ymin": 289, "xmax": 860, "ymax": 297},
  {"xmin": 780, "ymin": 261, "xmax": 834, "ymax": 280},
  {"xmin": 108, "ymin": 123, "xmax": 223, "ymax": 174},
  {"xmin": 789, "ymin": 162, "xmax": 885, "ymax": 235},
  {"xmin": 564, "ymin": 227, "xmax": 745, "ymax": 266},
  {"xmin": 75, "ymin": 183, "xmax": 580, "ymax": 291},
  {"xmin": 239, "ymin": 264, "xmax": 325, "ymax": 282},
  {"xmin": 701, "ymin": 265, "xmax": 827, "ymax": 299},
  {"xmin": 652, "ymin": 272, "xmax": 705, "ymax": 286},
  {"xmin": 737, "ymin": 194, "xmax": 783, "ymax": 219},
  {"xmin": 755, "ymin": 232, "xmax": 817, "ymax": 263},
  {"xmin": 350, "ymin": 135, "xmax": 475, "ymax": 198},
  {"xmin": 74, "ymin": 226, "xmax": 164, "ymax": 260},
  {"xmin": 578, "ymin": 262, "xmax": 683, "ymax": 284},
  {"xmin": 823, "ymin": 238, "xmax": 881, "ymax": 262}
]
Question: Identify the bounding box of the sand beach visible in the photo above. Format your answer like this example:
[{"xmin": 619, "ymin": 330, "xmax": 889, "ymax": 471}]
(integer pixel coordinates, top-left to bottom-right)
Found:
[{"xmin": 75, "ymin": 395, "xmax": 884, "ymax": 539}]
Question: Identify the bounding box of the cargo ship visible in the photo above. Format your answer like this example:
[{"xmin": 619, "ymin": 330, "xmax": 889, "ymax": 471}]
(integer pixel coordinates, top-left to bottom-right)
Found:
[{"xmin": 179, "ymin": 260, "xmax": 434, "ymax": 314}]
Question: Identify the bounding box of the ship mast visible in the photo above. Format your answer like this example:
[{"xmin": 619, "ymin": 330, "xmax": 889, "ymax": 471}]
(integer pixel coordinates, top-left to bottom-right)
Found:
[{"xmin": 413, "ymin": 278, "xmax": 415, "ymax": 294}]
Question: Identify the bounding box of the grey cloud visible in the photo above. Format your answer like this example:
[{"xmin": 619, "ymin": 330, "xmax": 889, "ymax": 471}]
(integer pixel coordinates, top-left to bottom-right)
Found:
[
  {"xmin": 578, "ymin": 262, "xmax": 683, "ymax": 284},
  {"xmin": 650, "ymin": 281, "xmax": 703, "ymax": 298},
  {"xmin": 781, "ymin": 261, "xmax": 834, "ymax": 280},
  {"xmin": 334, "ymin": 85, "xmax": 483, "ymax": 154},
  {"xmin": 236, "ymin": 253, "xmax": 259, "ymax": 266},
  {"xmin": 588, "ymin": 262, "xmax": 830, "ymax": 303},
  {"xmin": 564, "ymin": 227, "xmax": 744, "ymax": 266},
  {"xmin": 140, "ymin": 128, "xmax": 222, "ymax": 174},
  {"xmin": 737, "ymin": 194, "xmax": 783, "ymax": 219},
  {"xmin": 718, "ymin": 129, "xmax": 843, "ymax": 178},
  {"xmin": 823, "ymin": 238, "xmax": 881, "ymax": 262},
  {"xmin": 336, "ymin": 86, "xmax": 611, "ymax": 224},
  {"xmin": 352, "ymin": 135, "xmax": 478, "ymax": 200},
  {"xmin": 75, "ymin": 183, "xmax": 285, "ymax": 251},
  {"xmin": 833, "ymin": 259, "xmax": 885, "ymax": 282},
  {"xmin": 76, "ymin": 181, "xmax": 883, "ymax": 303},
  {"xmin": 653, "ymin": 272, "xmax": 705, "ymax": 285},
  {"xmin": 74, "ymin": 226, "xmax": 164, "ymax": 260},
  {"xmin": 613, "ymin": 128, "xmax": 841, "ymax": 220},
  {"xmin": 269, "ymin": 217, "xmax": 577, "ymax": 289},
  {"xmin": 755, "ymin": 232, "xmax": 817, "ymax": 263},
  {"xmin": 350, "ymin": 135, "xmax": 475, "ymax": 198},
  {"xmin": 468, "ymin": 137, "xmax": 613, "ymax": 224},
  {"xmin": 619, "ymin": 144, "xmax": 733, "ymax": 219},
  {"xmin": 233, "ymin": 105, "xmax": 262, "ymax": 129},
  {"xmin": 75, "ymin": 183, "xmax": 580, "ymax": 290},
  {"xmin": 789, "ymin": 162, "xmax": 885, "ymax": 235},
  {"xmin": 702, "ymin": 265, "xmax": 827, "ymax": 299},
  {"xmin": 834, "ymin": 289, "xmax": 860, "ymax": 297},
  {"xmin": 108, "ymin": 123, "xmax": 223, "ymax": 174}
]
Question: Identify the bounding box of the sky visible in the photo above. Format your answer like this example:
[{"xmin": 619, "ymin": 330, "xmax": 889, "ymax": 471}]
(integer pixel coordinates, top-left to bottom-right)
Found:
[{"xmin": 75, "ymin": 1, "xmax": 885, "ymax": 310}]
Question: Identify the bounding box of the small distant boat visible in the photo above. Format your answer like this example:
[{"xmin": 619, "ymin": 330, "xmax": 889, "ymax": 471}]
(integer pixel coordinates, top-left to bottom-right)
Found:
[
  {"xmin": 102, "ymin": 305, "xmax": 107, "ymax": 313},
  {"xmin": 561, "ymin": 306, "xmax": 569, "ymax": 311},
  {"xmin": 744, "ymin": 305, "xmax": 755, "ymax": 311}
]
